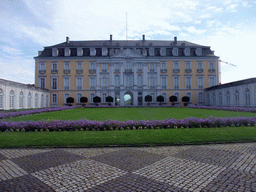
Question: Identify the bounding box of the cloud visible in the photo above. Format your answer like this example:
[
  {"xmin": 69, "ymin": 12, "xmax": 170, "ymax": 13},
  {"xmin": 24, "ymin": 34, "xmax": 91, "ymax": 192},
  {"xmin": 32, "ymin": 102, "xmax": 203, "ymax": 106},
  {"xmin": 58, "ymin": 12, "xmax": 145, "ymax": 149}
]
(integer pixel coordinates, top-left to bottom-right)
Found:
[
  {"xmin": 1, "ymin": 46, "xmax": 23, "ymax": 55},
  {"xmin": 183, "ymin": 26, "xmax": 206, "ymax": 34}
]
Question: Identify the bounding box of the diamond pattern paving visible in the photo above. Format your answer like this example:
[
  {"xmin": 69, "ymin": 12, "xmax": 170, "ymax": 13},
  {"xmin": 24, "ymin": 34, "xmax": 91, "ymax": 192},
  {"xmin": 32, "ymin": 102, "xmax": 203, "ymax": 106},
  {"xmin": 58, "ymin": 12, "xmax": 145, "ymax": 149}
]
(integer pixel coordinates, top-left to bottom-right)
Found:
[
  {"xmin": 0, "ymin": 143, "xmax": 256, "ymax": 191},
  {"xmin": 0, "ymin": 174, "xmax": 55, "ymax": 192},
  {"xmin": 11, "ymin": 149, "xmax": 85, "ymax": 173},
  {"xmin": 90, "ymin": 148, "xmax": 167, "ymax": 172},
  {"xmin": 86, "ymin": 173, "xmax": 186, "ymax": 192},
  {"xmin": 32, "ymin": 159, "xmax": 128, "ymax": 191},
  {"xmin": 134, "ymin": 156, "xmax": 226, "ymax": 192},
  {"xmin": 202, "ymin": 168, "xmax": 256, "ymax": 192},
  {"xmin": 173, "ymin": 146, "xmax": 241, "ymax": 168}
]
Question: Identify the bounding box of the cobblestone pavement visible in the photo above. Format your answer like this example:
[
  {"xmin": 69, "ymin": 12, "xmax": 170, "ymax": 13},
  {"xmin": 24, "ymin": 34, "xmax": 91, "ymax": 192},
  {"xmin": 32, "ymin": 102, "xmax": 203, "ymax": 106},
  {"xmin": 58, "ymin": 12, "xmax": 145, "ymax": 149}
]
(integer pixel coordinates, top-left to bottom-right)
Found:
[{"xmin": 0, "ymin": 143, "xmax": 256, "ymax": 191}]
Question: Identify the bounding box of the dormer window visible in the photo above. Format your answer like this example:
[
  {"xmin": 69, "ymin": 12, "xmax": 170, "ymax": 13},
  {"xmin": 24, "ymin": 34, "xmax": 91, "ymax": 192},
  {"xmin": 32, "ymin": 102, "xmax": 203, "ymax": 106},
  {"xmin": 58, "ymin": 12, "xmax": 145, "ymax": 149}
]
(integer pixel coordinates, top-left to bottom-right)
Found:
[
  {"xmin": 52, "ymin": 48, "xmax": 58, "ymax": 57},
  {"xmin": 90, "ymin": 48, "xmax": 96, "ymax": 56},
  {"xmin": 64, "ymin": 48, "xmax": 70, "ymax": 56},
  {"xmin": 149, "ymin": 47, "xmax": 154, "ymax": 56},
  {"xmin": 102, "ymin": 48, "xmax": 108, "ymax": 56},
  {"xmin": 77, "ymin": 48, "xmax": 83, "ymax": 56},
  {"xmin": 172, "ymin": 48, "xmax": 178, "ymax": 56},
  {"xmin": 184, "ymin": 48, "xmax": 190, "ymax": 56},
  {"xmin": 195, "ymin": 48, "xmax": 202, "ymax": 56}
]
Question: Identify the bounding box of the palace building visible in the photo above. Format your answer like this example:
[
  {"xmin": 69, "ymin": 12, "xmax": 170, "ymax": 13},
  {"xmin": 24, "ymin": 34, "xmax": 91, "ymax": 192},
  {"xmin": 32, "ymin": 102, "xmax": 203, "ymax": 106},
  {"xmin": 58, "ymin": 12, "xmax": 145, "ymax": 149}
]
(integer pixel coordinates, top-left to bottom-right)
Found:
[{"xmin": 34, "ymin": 35, "xmax": 220, "ymax": 107}]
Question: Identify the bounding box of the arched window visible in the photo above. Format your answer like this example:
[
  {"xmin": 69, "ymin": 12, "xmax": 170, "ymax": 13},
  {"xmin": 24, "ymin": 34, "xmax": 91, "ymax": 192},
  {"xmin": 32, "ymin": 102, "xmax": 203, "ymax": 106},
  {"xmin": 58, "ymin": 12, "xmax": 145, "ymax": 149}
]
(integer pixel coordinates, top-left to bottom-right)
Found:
[
  {"xmin": 174, "ymin": 92, "xmax": 180, "ymax": 102},
  {"xmin": 245, "ymin": 88, "xmax": 250, "ymax": 106},
  {"xmin": 115, "ymin": 75, "xmax": 120, "ymax": 87},
  {"xmin": 0, "ymin": 89, "xmax": 3, "ymax": 109},
  {"xmin": 102, "ymin": 93, "xmax": 107, "ymax": 103},
  {"xmin": 90, "ymin": 93, "xmax": 95, "ymax": 103},
  {"xmin": 186, "ymin": 92, "xmax": 192, "ymax": 103},
  {"xmin": 137, "ymin": 75, "xmax": 143, "ymax": 87},
  {"xmin": 212, "ymin": 93, "xmax": 216, "ymax": 106},
  {"xmin": 35, "ymin": 93, "xmax": 38, "ymax": 108},
  {"xmin": 234, "ymin": 89, "xmax": 239, "ymax": 106},
  {"xmin": 151, "ymin": 92, "xmax": 155, "ymax": 102},
  {"xmin": 9, "ymin": 90, "xmax": 15, "ymax": 109},
  {"xmin": 218, "ymin": 92, "xmax": 222, "ymax": 106},
  {"xmin": 52, "ymin": 93, "xmax": 57, "ymax": 105},
  {"xmin": 41, "ymin": 94, "xmax": 44, "ymax": 108},
  {"xmin": 226, "ymin": 91, "xmax": 230, "ymax": 106},
  {"xmin": 198, "ymin": 92, "xmax": 204, "ymax": 103},
  {"xmin": 162, "ymin": 93, "xmax": 167, "ymax": 102},
  {"xmin": 19, "ymin": 91, "xmax": 24, "ymax": 108},
  {"xmin": 46, "ymin": 95, "xmax": 49, "ymax": 108},
  {"xmin": 77, "ymin": 93, "xmax": 82, "ymax": 104},
  {"xmin": 27, "ymin": 92, "xmax": 32, "ymax": 108},
  {"xmin": 64, "ymin": 93, "xmax": 70, "ymax": 104}
]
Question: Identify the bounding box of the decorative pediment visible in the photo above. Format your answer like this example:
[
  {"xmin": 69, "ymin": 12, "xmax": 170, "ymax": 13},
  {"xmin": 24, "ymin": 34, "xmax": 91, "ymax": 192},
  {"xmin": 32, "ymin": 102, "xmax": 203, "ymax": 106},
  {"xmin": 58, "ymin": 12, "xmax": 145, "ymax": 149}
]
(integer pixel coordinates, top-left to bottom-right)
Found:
[{"xmin": 112, "ymin": 48, "xmax": 145, "ymax": 58}]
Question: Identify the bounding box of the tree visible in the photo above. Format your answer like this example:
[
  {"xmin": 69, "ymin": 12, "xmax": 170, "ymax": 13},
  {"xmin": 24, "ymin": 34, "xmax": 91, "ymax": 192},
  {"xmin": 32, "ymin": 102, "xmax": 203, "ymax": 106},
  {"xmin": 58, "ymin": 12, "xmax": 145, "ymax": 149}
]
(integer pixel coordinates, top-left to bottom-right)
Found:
[
  {"xmin": 106, "ymin": 96, "xmax": 113, "ymax": 106},
  {"xmin": 145, "ymin": 95, "xmax": 152, "ymax": 106},
  {"xmin": 182, "ymin": 96, "xmax": 190, "ymax": 106},
  {"xmin": 80, "ymin": 97, "xmax": 88, "ymax": 107},
  {"xmin": 157, "ymin": 95, "xmax": 164, "ymax": 106},
  {"xmin": 169, "ymin": 95, "xmax": 177, "ymax": 105},
  {"xmin": 93, "ymin": 96, "xmax": 101, "ymax": 106},
  {"xmin": 66, "ymin": 97, "xmax": 74, "ymax": 106}
]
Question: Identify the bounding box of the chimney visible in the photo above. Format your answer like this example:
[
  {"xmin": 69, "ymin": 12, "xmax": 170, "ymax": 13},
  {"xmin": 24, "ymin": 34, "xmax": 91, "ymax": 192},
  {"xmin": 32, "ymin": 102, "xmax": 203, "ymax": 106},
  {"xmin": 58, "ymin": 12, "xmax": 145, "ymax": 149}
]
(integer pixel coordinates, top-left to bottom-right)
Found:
[
  {"xmin": 174, "ymin": 36, "xmax": 177, "ymax": 44},
  {"xmin": 66, "ymin": 37, "xmax": 70, "ymax": 44},
  {"xmin": 110, "ymin": 34, "xmax": 112, "ymax": 41},
  {"xmin": 142, "ymin": 34, "xmax": 145, "ymax": 41}
]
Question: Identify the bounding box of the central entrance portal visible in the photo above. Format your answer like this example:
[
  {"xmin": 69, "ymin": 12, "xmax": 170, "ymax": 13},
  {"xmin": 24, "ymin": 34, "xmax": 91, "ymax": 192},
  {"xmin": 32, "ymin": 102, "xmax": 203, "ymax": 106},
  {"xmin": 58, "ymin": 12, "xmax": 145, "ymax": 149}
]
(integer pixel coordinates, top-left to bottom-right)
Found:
[{"xmin": 124, "ymin": 92, "xmax": 133, "ymax": 106}]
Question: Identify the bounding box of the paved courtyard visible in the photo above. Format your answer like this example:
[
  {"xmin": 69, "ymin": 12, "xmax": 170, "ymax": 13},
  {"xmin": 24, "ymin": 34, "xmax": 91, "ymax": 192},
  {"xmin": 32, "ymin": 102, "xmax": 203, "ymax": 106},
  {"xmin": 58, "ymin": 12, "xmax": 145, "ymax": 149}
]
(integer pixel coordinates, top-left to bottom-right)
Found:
[{"xmin": 0, "ymin": 143, "xmax": 256, "ymax": 191}]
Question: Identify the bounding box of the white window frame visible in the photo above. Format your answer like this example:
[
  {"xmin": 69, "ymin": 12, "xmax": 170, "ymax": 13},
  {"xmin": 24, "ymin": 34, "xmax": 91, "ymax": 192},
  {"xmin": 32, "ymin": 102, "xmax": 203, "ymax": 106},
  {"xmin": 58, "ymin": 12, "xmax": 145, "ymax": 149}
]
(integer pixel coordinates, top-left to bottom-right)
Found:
[
  {"xmin": 102, "ymin": 63, "xmax": 107, "ymax": 70},
  {"xmin": 39, "ymin": 62, "xmax": 46, "ymax": 70},
  {"xmin": 77, "ymin": 93, "xmax": 82, "ymax": 104},
  {"xmin": 90, "ymin": 62, "xmax": 96, "ymax": 70},
  {"xmin": 19, "ymin": 91, "xmax": 24, "ymax": 108},
  {"xmin": 185, "ymin": 61, "xmax": 191, "ymax": 70},
  {"xmin": 64, "ymin": 77, "xmax": 70, "ymax": 90},
  {"xmin": 209, "ymin": 76, "xmax": 216, "ymax": 87},
  {"xmin": 161, "ymin": 76, "xmax": 167, "ymax": 88},
  {"xmin": 197, "ymin": 76, "xmax": 204, "ymax": 89},
  {"xmin": 9, "ymin": 90, "xmax": 15, "ymax": 109},
  {"xmin": 185, "ymin": 76, "xmax": 192, "ymax": 89},
  {"xmin": 174, "ymin": 92, "xmax": 180, "ymax": 102},
  {"xmin": 186, "ymin": 92, "xmax": 192, "ymax": 103},
  {"xmin": 76, "ymin": 61, "xmax": 82, "ymax": 70},
  {"xmin": 198, "ymin": 92, "xmax": 204, "ymax": 103},
  {"xmin": 52, "ymin": 62, "xmax": 58, "ymax": 71},
  {"xmin": 51, "ymin": 77, "xmax": 58, "ymax": 90},
  {"xmin": 209, "ymin": 62, "xmax": 215, "ymax": 70},
  {"xmin": 173, "ymin": 76, "xmax": 180, "ymax": 89},
  {"xmin": 0, "ymin": 89, "xmax": 3, "ymax": 109},
  {"xmin": 173, "ymin": 62, "xmax": 179, "ymax": 70},
  {"xmin": 35, "ymin": 93, "xmax": 38, "ymax": 108},
  {"xmin": 90, "ymin": 93, "xmax": 95, "ymax": 103},
  {"xmin": 64, "ymin": 62, "xmax": 70, "ymax": 70},
  {"xmin": 76, "ymin": 76, "xmax": 83, "ymax": 89},
  {"xmin": 64, "ymin": 93, "xmax": 70, "ymax": 104},
  {"xmin": 115, "ymin": 75, "xmax": 120, "ymax": 87},
  {"xmin": 90, "ymin": 77, "xmax": 95, "ymax": 87},
  {"xmin": 197, "ymin": 61, "xmax": 203, "ymax": 70},
  {"xmin": 52, "ymin": 93, "xmax": 57, "ymax": 104},
  {"xmin": 27, "ymin": 92, "xmax": 32, "ymax": 108}
]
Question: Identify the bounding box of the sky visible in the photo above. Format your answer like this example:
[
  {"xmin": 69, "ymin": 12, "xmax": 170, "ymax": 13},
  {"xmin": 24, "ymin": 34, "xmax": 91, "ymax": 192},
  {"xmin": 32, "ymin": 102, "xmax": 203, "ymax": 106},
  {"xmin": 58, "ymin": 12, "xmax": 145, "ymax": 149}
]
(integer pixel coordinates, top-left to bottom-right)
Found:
[{"xmin": 0, "ymin": 0, "xmax": 256, "ymax": 85}]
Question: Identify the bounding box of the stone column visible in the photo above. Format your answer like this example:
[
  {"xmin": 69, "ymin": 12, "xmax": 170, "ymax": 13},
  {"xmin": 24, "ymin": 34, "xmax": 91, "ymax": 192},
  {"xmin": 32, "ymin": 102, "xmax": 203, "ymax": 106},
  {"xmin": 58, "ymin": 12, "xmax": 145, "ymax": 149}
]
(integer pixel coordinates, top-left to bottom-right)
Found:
[
  {"xmin": 109, "ymin": 63, "xmax": 114, "ymax": 87},
  {"xmin": 120, "ymin": 63, "xmax": 124, "ymax": 88},
  {"xmin": 133, "ymin": 91, "xmax": 138, "ymax": 106},
  {"xmin": 143, "ymin": 62, "xmax": 147, "ymax": 88},
  {"xmin": 120, "ymin": 90, "xmax": 124, "ymax": 106}
]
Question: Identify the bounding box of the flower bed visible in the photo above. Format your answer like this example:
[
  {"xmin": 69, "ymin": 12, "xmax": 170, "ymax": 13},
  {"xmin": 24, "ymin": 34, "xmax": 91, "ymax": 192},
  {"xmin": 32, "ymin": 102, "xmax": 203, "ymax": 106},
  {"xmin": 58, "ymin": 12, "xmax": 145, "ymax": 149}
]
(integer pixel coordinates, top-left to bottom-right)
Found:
[
  {"xmin": 188, "ymin": 106, "xmax": 256, "ymax": 113},
  {"xmin": 1, "ymin": 116, "xmax": 256, "ymax": 132},
  {"xmin": 0, "ymin": 106, "xmax": 77, "ymax": 120}
]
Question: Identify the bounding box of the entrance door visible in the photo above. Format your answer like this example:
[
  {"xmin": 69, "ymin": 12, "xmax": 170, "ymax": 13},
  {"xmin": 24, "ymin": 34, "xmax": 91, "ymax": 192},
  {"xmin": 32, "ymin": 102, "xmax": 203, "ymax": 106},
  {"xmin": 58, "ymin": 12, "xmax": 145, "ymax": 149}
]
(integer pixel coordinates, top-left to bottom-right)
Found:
[{"xmin": 124, "ymin": 92, "xmax": 133, "ymax": 106}]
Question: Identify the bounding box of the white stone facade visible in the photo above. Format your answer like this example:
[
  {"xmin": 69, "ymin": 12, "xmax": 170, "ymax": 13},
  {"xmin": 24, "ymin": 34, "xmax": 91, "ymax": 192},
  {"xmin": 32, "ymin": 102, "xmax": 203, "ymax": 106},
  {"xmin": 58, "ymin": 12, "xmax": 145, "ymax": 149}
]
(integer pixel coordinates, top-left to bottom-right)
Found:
[
  {"xmin": 205, "ymin": 78, "xmax": 256, "ymax": 107},
  {"xmin": 0, "ymin": 79, "xmax": 50, "ymax": 110}
]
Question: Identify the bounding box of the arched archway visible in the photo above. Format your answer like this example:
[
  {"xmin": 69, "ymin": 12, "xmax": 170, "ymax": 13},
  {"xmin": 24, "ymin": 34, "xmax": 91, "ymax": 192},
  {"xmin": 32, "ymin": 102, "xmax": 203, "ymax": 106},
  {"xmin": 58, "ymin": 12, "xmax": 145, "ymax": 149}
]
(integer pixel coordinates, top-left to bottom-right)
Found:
[{"xmin": 124, "ymin": 91, "xmax": 133, "ymax": 106}]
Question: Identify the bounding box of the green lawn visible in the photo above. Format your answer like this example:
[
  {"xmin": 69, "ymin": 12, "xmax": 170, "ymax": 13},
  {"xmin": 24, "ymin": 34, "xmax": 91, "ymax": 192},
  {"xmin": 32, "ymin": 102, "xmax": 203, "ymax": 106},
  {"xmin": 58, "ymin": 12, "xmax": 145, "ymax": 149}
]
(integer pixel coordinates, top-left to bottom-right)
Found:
[
  {"xmin": 1, "ymin": 126, "xmax": 256, "ymax": 148},
  {"xmin": 3, "ymin": 107, "xmax": 256, "ymax": 122}
]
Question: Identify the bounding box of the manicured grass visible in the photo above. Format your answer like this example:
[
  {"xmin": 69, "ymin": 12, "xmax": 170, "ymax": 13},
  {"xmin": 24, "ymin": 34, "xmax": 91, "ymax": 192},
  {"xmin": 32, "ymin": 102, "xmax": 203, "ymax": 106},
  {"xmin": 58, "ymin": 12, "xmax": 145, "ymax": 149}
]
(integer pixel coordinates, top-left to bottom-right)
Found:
[
  {"xmin": 3, "ymin": 107, "xmax": 256, "ymax": 122},
  {"xmin": 0, "ymin": 126, "xmax": 256, "ymax": 148}
]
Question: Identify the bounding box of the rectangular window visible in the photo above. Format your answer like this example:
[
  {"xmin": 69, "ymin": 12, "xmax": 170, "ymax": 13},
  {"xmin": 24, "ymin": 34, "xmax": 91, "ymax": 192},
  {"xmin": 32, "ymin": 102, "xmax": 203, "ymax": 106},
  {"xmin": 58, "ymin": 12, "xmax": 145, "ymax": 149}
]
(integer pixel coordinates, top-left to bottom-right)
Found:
[
  {"xmin": 197, "ymin": 62, "xmax": 203, "ymax": 70},
  {"xmin": 185, "ymin": 62, "xmax": 191, "ymax": 69},
  {"xmin": 185, "ymin": 76, "xmax": 192, "ymax": 89},
  {"xmin": 90, "ymin": 93, "xmax": 95, "ymax": 103},
  {"xmin": 102, "ymin": 63, "xmax": 107, "ymax": 70},
  {"xmin": 209, "ymin": 76, "xmax": 215, "ymax": 87},
  {"xmin": 138, "ymin": 63, "xmax": 143, "ymax": 69},
  {"xmin": 52, "ymin": 77, "xmax": 57, "ymax": 89},
  {"xmin": 64, "ymin": 62, "xmax": 70, "ymax": 70},
  {"xmin": 186, "ymin": 92, "xmax": 192, "ymax": 102},
  {"xmin": 197, "ymin": 76, "xmax": 204, "ymax": 89},
  {"xmin": 52, "ymin": 94, "xmax": 57, "ymax": 104},
  {"xmin": 90, "ymin": 62, "xmax": 95, "ymax": 70},
  {"xmin": 90, "ymin": 77, "xmax": 95, "ymax": 87},
  {"xmin": 115, "ymin": 63, "xmax": 120, "ymax": 70},
  {"xmin": 64, "ymin": 77, "xmax": 70, "ymax": 90},
  {"xmin": 76, "ymin": 77, "xmax": 82, "ymax": 90},
  {"xmin": 52, "ymin": 62, "xmax": 57, "ymax": 71},
  {"xmin": 76, "ymin": 61, "xmax": 82, "ymax": 70},
  {"xmin": 40, "ymin": 78, "xmax": 45, "ymax": 89},
  {"xmin": 173, "ymin": 62, "xmax": 179, "ymax": 69},
  {"xmin": 149, "ymin": 77, "xmax": 155, "ymax": 87},
  {"xmin": 173, "ymin": 76, "xmax": 180, "ymax": 89},
  {"xmin": 137, "ymin": 76, "xmax": 142, "ymax": 87},
  {"xmin": 0, "ymin": 95, "xmax": 3, "ymax": 109},
  {"xmin": 149, "ymin": 63, "xmax": 155, "ymax": 70},
  {"xmin": 39, "ymin": 62, "xmax": 45, "ymax": 70},
  {"xmin": 209, "ymin": 62, "xmax": 214, "ymax": 70},
  {"xmin": 161, "ymin": 77, "xmax": 167, "ymax": 88},
  {"xmin": 161, "ymin": 62, "xmax": 166, "ymax": 69}
]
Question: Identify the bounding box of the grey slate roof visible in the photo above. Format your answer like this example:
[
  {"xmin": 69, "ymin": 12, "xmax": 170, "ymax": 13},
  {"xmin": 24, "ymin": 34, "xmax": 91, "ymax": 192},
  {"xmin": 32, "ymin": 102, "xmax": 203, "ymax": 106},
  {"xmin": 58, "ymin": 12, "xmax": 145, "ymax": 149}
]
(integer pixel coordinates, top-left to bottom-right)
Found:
[
  {"xmin": 48, "ymin": 40, "xmax": 208, "ymax": 48},
  {"xmin": 205, "ymin": 77, "xmax": 256, "ymax": 91}
]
